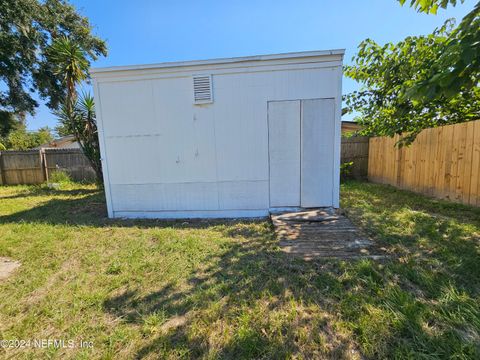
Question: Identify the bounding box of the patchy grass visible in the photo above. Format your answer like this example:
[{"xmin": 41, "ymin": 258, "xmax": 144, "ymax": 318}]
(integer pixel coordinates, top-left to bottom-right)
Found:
[{"xmin": 0, "ymin": 181, "xmax": 478, "ymax": 359}]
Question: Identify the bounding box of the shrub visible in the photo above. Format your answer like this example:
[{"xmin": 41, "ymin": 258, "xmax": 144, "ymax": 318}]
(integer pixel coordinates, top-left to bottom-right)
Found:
[
  {"xmin": 48, "ymin": 170, "xmax": 72, "ymax": 184},
  {"xmin": 340, "ymin": 162, "xmax": 354, "ymax": 181}
]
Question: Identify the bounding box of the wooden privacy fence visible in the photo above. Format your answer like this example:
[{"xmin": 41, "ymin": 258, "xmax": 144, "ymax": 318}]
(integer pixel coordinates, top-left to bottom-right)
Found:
[
  {"xmin": 0, "ymin": 148, "xmax": 96, "ymax": 185},
  {"xmin": 368, "ymin": 120, "xmax": 480, "ymax": 206},
  {"xmin": 341, "ymin": 136, "xmax": 369, "ymax": 179},
  {"xmin": 0, "ymin": 138, "xmax": 369, "ymax": 186}
]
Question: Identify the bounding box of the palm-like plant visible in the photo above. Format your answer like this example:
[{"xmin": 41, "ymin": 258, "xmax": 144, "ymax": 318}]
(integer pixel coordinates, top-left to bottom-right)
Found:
[
  {"xmin": 56, "ymin": 92, "xmax": 102, "ymax": 180},
  {"xmin": 76, "ymin": 93, "xmax": 102, "ymax": 179},
  {"xmin": 50, "ymin": 36, "xmax": 103, "ymax": 182},
  {"xmin": 49, "ymin": 36, "xmax": 89, "ymax": 102}
]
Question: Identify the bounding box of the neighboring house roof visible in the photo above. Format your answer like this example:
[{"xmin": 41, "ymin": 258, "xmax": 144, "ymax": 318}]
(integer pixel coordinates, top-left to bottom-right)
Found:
[
  {"xmin": 341, "ymin": 121, "xmax": 362, "ymax": 134},
  {"xmin": 37, "ymin": 135, "xmax": 80, "ymax": 149}
]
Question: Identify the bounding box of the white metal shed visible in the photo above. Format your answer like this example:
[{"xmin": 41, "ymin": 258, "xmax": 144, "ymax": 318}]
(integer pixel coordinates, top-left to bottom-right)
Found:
[{"xmin": 91, "ymin": 50, "xmax": 344, "ymax": 219}]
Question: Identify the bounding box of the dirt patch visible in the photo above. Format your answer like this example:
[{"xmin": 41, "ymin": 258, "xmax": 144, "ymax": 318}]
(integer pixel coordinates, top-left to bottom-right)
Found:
[
  {"xmin": 0, "ymin": 257, "xmax": 21, "ymax": 281},
  {"xmin": 160, "ymin": 314, "xmax": 187, "ymax": 333}
]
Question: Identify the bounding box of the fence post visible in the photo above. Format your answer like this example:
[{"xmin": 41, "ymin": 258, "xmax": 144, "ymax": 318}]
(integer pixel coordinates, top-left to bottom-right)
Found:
[
  {"xmin": 40, "ymin": 149, "xmax": 48, "ymax": 183},
  {"xmin": 0, "ymin": 152, "xmax": 5, "ymax": 185}
]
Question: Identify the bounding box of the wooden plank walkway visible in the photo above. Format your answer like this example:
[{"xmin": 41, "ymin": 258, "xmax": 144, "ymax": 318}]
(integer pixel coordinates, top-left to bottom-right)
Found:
[{"xmin": 271, "ymin": 208, "xmax": 385, "ymax": 260}]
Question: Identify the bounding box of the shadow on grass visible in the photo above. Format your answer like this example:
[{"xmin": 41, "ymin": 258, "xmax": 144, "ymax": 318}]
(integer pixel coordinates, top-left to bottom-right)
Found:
[
  {"xmin": 2, "ymin": 183, "xmax": 479, "ymax": 358},
  {"xmin": 0, "ymin": 186, "xmax": 100, "ymax": 200},
  {"xmin": 103, "ymin": 232, "xmax": 358, "ymax": 359},
  {"xmin": 103, "ymin": 182, "xmax": 480, "ymax": 358},
  {"xmin": 343, "ymin": 184, "xmax": 480, "ymax": 296},
  {"xmin": 101, "ymin": 217, "xmax": 480, "ymax": 359},
  {"xmin": 342, "ymin": 181, "xmax": 480, "ymax": 227},
  {"xmin": 0, "ymin": 192, "xmax": 108, "ymax": 226},
  {"xmin": 0, "ymin": 191, "xmax": 267, "ymax": 230}
]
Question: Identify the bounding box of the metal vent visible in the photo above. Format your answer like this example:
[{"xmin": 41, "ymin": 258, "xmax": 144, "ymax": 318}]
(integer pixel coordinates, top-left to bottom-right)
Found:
[{"xmin": 193, "ymin": 75, "xmax": 213, "ymax": 104}]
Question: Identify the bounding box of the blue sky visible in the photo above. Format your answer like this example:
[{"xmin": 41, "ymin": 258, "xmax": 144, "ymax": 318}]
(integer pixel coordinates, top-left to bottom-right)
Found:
[{"xmin": 27, "ymin": 0, "xmax": 475, "ymax": 131}]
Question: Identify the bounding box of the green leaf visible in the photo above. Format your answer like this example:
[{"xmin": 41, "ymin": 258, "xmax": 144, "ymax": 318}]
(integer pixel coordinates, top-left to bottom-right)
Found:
[{"xmin": 345, "ymin": 5, "xmax": 479, "ymax": 144}]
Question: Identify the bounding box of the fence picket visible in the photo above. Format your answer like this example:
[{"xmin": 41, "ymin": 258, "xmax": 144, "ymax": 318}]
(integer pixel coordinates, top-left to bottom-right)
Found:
[{"xmin": 369, "ymin": 120, "xmax": 480, "ymax": 207}]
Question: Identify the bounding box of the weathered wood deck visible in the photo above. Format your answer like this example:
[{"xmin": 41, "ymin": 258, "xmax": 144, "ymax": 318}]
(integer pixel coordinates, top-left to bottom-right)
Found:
[{"xmin": 271, "ymin": 208, "xmax": 384, "ymax": 260}]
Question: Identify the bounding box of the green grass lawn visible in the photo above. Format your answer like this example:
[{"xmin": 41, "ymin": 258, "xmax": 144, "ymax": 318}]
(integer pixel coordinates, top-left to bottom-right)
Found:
[{"xmin": 0, "ymin": 181, "xmax": 478, "ymax": 359}]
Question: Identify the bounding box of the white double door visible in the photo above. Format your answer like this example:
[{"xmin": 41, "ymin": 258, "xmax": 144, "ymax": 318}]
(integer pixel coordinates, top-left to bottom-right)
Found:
[{"xmin": 268, "ymin": 99, "xmax": 335, "ymax": 208}]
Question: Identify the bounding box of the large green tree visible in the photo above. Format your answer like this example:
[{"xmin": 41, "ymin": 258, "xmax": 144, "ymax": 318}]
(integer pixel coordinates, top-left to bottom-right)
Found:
[
  {"xmin": 345, "ymin": 1, "xmax": 479, "ymax": 143},
  {"xmin": 0, "ymin": 111, "xmax": 22, "ymax": 138},
  {"xmin": 2, "ymin": 126, "xmax": 53, "ymax": 150},
  {"xmin": 0, "ymin": 0, "xmax": 106, "ymax": 118},
  {"xmin": 344, "ymin": 22, "xmax": 480, "ymax": 145},
  {"xmin": 397, "ymin": 0, "xmax": 479, "ymax": 100}
]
